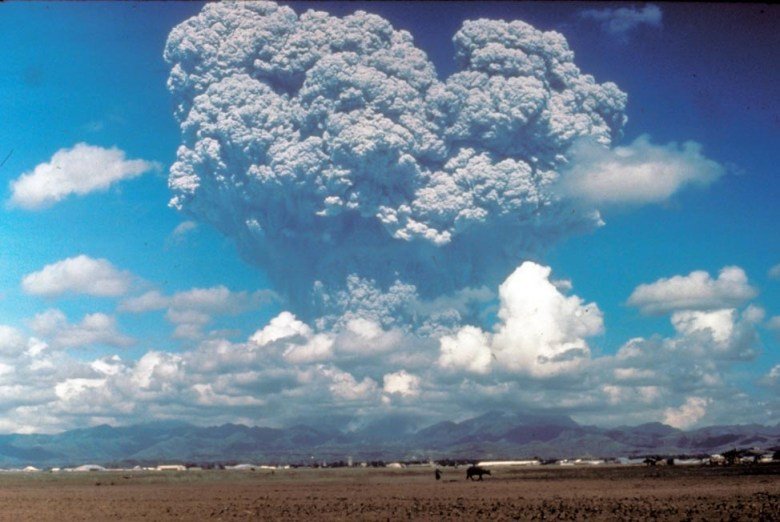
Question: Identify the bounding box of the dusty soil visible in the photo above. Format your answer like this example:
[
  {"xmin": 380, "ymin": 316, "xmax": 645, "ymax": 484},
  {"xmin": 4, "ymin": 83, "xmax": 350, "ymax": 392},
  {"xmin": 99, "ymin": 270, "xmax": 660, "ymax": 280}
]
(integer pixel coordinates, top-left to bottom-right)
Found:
[{"xmin": 0, "ymin": 464, "xmax": 776, "ymax": 520}]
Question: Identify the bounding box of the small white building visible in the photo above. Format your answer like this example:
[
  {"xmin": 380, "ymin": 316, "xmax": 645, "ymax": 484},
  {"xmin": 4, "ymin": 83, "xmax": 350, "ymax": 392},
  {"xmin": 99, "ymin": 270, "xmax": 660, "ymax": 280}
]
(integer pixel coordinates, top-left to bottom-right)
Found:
[
  {"xmin": 73, "ymin": 464, "xmax": 107, "ymax": 472},
  {"xmin": 710, "ymin": 454, "xmax": 725, "ymax": 464},
  {"xmin": 226, "ymin": 463, "xmax": 256, "ymax": 471},
  {"xmin": 156, "ymin": 464, "xmax": 187, "ymax": 471},
  {"xmin": 673, "ymin": 458, "xmax": 705, "ymax": 466},
  {"xmin": 574, "ymin": 459, "xmax": 604, "ymax": 465},
  {"xmin": 477, "ymin": 460, "xmax": 541, "ymax": 467}
]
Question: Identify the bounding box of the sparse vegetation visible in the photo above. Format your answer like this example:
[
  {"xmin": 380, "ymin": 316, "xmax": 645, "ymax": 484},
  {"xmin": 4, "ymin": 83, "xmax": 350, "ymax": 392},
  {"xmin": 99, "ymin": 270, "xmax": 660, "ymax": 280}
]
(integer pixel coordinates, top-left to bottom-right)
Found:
[{"xmin": 0, "ymin": 464, "xmax": 776, "ymax": 520}]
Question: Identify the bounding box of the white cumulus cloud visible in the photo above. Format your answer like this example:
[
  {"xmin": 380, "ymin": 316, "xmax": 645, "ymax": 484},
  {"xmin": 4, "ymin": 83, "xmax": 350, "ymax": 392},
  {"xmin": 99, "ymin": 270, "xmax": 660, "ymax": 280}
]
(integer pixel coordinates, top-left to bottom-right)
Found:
[
  {"xmin": 560, "ymin": 135, "xmax": 724, "ymax": 205},
  {"xmin": 30, "ymin": 309, "xmax": 134, "ymax": 349},
  {"xmin": 580, "ymin": 4, "xmax": 663, "ymax": 38},
  {"xmin": 438, "ymin": 326, "xmax": 493, "ymax": 375},
  {"xmin": 382, "ymin": 370, "xmax": 421, "ymax": 397},
  {"xmin": 120, "ymin": 286, "xmax": 276, "ymax": 340},
  {"xmin": 439, "ymin": 262, "xmax": 603, "ymax": 378},
  {"xmin": 663, "ymin": 396, "xmax": 709, "ymax": 429},
  {"xmin": 628, "ymin": 266, "xmax": 757, "ymax": 314},
  {"xmin": 250, "ymin": 311, "xmax": 311, "ymax": 347},
  {"xmin": 0, "ymin": 326, "xmax": 29, "ymax": 357},
  {"xmin": 671, "ymin": 309, "xmax": 735, "ymax": 344},
  {"xmin": 9, "ymin": 143, "xmax": 159, "ymax": 209},
  {"xmin": 22, "ymin": 255, "xmax": 134, "ymax": 298},
  {"xmin": 320, "ymin": 365, "xmax": 378, "ymax": 401}
]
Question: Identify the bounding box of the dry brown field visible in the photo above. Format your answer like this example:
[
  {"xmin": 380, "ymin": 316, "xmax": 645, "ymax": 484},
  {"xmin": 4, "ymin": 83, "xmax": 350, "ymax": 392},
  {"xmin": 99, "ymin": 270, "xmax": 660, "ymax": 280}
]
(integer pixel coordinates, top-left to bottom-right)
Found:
[{"xmin": 0, "ymin": 463, "xmax": 776, "ymax": 520}]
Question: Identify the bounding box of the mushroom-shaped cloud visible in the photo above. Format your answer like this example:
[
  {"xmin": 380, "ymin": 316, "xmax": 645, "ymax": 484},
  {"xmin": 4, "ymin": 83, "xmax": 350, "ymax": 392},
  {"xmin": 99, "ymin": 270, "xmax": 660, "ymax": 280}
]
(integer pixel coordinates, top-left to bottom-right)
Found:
[{"xmin": 165, "ymin": 1, "xmax": 627, "ymax": 318}]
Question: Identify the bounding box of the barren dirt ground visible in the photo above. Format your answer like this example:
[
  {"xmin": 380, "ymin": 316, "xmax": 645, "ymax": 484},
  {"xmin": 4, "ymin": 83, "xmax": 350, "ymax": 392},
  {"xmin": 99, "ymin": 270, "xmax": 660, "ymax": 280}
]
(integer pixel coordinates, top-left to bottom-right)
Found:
[{"xmin": 0, "ymin": 464, "xmax": 776, "ymax": 520}]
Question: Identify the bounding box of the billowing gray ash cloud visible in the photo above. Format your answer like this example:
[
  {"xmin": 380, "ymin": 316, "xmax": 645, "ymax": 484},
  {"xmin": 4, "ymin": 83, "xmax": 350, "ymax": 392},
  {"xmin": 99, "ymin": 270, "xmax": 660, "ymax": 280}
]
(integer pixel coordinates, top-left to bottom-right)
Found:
[{"xmin": 164, "ymin": 1, "xmax": 626, "ymax": 319}]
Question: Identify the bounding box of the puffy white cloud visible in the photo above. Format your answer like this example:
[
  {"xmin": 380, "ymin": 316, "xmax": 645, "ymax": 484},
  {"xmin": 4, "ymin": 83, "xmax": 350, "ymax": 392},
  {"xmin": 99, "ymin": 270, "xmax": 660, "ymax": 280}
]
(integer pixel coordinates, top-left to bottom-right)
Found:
[
  {"xmin": 283, "ymin": 334, "xmax": 334, "ymax": 364},
  {"xmin": 9, "ymin": 143, "xmax": 159, "ymax": 209},
  {"xmin": 90, "ymin": 355, "xmax": 123, "ymax": 376},
  {"xmin": 741, "ymin": 304, "xmax": 766, "ymax": 324},
  {"xmin": 580, "ymin": 4, "xmax": 662, "ymax": 38},
  {"xmin": 439, "ymin": 262, "xmax": 602, "ymax": 377},
  {"xmin": 769, "ymin": 263, "xmax": 780, "ymax": 280},
  {"xmin": 671, "ymin": 308, "xmax": 761, "ymax": 361},
  {"xmin": 30, "ymin": 309, "xmax": 134, "ymax": 349},
  {"xmin": 382, "ymin": 370, "xmax": 421, "ymax": 397},
  {"xmin": 438, "ymin": 326, "xmax": 492, "ymax": 374},
  {"xmin": 319, "ymin": 365, "xmax": 378, "ymax": 401},
  {"xmin": 164, "ymin": 2, "xmax": 628, "ymax": 318},
  {"xmin": 0, "ymin": 326, "xmax": 28, "ymax": 357},
  {"xmin": 250, "ymin": 311, "xmax": 310, "ymax": 346},
  {"xmin": 767, "ymin": 316, "xmax": 780, "ymax": 331},
  {"xmin": 596, "ymin": 299, "xmax": 764, "ymax": 429},
  {"xmin": 671, "ymin": 309, "xmax": 735, "ymax": 344},
  {"xmin": 249, "ymin": 311, "xmax": 412, "ymax": 366},
  {"xmin": 120, "ymin": 286, "xmax": 276, "ymax": 340},
  {"xmin": 628, "ymin": 266, "xmax": 757, "ymax": 315},
  {"xmin": 491, "ymin": 262, "xmax": 603, "ymax": 376},
  {"xmin": 22, "ymin": 255, "xmax": 134, "ymax": 297},
  {"xmin": 560, "ymin": 135, "xmax": 724, "ymax": 205},
  {"xmin": 617, "ymin": 306, "xmax": 761, "ymax": 368},
  {"xmin": 663, "ymin": 396, "xmax": 709, "ymax": 429},
  {"xmin": 131, "ymin": 351, "xmax": 184, "ymax": 390},
  {"xmin": 55, "ymin": 378, "xmax": 106, "ymax": 403}
]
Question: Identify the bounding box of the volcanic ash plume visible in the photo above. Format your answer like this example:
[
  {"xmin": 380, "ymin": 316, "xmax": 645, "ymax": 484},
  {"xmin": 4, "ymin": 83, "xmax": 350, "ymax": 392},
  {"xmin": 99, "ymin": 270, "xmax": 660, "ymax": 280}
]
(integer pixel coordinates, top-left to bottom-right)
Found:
[{"xmin": 164, "ymin": 1, "xmax": 627, "ymax": 318}]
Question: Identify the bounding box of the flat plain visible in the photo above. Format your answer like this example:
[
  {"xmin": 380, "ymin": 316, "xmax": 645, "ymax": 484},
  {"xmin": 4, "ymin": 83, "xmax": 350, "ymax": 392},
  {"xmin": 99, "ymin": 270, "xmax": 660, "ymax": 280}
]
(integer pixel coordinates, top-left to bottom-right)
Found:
[{"xmin": 0, "ymin": 464, "xmax": 776, "ymax": 520}]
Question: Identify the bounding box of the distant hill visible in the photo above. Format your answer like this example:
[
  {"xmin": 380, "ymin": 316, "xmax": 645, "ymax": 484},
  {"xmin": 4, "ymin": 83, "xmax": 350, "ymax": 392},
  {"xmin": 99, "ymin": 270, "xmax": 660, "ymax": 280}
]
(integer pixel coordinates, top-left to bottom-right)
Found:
[{"xmin": 1, "ymin": 412, "xmax": 778, "ymax": 467}]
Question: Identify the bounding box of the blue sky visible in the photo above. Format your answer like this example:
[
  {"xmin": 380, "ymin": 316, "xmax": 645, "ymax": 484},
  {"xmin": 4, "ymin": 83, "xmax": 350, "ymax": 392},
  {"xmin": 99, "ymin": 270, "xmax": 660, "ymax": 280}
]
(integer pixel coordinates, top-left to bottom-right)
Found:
[{"xmin": 0, "ymin": 2, "xmax": 777, "ymax": 433}]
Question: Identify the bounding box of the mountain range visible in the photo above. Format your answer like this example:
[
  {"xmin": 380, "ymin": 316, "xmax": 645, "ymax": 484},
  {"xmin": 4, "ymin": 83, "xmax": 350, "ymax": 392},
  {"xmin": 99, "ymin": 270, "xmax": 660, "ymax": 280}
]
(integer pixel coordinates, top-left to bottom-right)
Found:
[{"xmin": 2, "ymin": 411, "xmax": 778, "ymax": 468}]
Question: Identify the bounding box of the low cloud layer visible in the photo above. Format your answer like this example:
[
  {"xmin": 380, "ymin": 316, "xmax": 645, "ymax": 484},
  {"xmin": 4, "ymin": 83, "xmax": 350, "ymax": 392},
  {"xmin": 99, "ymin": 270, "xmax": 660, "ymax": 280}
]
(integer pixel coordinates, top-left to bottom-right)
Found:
[
  {"xmin": 0, "ymin": 257, "xmax": 772, "ymax": 433},
  {"xmin": 0, "ymin": 260, "xmax": 770, "ymax": 433},
  {"xmin": 9, "ymin": 143, "xmax": 159, "ymax": 210}
]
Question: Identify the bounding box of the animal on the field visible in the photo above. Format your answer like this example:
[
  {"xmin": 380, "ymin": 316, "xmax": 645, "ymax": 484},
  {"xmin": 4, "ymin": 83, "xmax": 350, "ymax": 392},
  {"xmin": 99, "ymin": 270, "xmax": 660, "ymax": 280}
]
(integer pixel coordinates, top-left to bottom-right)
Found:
[{"xmin": 466, "ymin": 465, "xmax": 490, "ymax": 481}]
